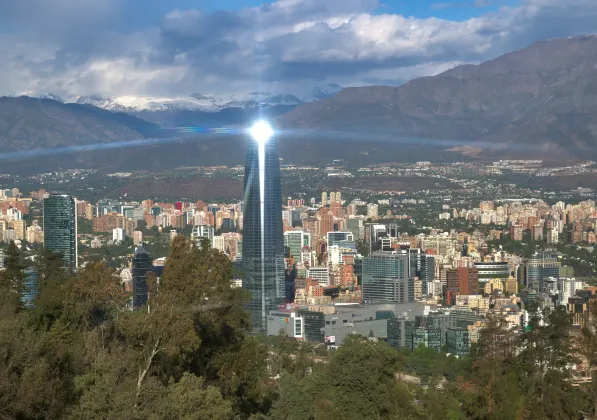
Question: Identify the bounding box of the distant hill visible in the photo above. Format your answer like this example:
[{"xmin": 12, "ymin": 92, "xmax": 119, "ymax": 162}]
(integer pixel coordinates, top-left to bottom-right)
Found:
[
  {"xmin": 279, "ymin": 35, "xmax": 597, "ymax": 160},
  {"xmin": 0, "ymin": 96, "xmax": 161, "ymax": 151},
  {"xmin": 4, "ymin": 35, "xmax": 597, "ymax": 173}
]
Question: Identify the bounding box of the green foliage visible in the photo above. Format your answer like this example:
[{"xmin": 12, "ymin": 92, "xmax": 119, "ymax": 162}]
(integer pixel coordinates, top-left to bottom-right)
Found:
[
  {"xmin": 0, "ymin": 241, "xmax": 26, "ymax": 313},
  {"xmin": 3, "ymin": 237, "xmax": 597, "ymax": 419},
  {"xmin": 270, "ymin": 337, "xmax": 423, "ymax": 420}
]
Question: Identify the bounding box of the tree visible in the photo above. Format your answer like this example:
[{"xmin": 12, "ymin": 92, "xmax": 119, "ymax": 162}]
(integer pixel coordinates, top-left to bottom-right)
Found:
[
  {"xmin": 470, "ymin": 315, "xmax": 518, "ymax": 418},
  {"xmin": 154, "ymin": 373, "xmax": 233, "ymax": 420},
  {"xmin": 270, "ymin": 336, "xmax": 421, "ymax": 420},
  {"xmin": 0, "ymin": 241, "xmax": 26, "ymax": 313},
  {"xmin": 581, "ymin": 301, "xmax": 597, "ymax": 419},
  {"xmin": 517, "ymin": 306, "xmax": 585, "ymax": 419}
]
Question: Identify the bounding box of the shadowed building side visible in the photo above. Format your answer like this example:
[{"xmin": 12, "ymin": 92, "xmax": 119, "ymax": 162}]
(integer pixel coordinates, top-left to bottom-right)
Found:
[
  {"xmin": 43, "ymin": 194, "xmax": 78, "ymax": 273},
  {"xmin": 132, "ymin": 244, "xmax": 153, "ymax": 309},
  {"xmin": 242, "ymin": 130, "xmax": 285, "ymax": 331}
]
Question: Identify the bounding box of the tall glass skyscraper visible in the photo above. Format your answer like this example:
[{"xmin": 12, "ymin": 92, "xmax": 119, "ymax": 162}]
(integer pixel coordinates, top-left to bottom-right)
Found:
[
  {"xmin": 242, "ymin": 125, "xmax": 285, "ymax": 331},
  {"xmin": 43, "ymin": 194, "xmax": 78, "ymax": 272},
  {"xmin": 362, "ymin": 250, "xmax": 414, "ymax": 303},
  {"xmin": 132, "ymin": 244, "xmax": 153, "ymax": 309}
]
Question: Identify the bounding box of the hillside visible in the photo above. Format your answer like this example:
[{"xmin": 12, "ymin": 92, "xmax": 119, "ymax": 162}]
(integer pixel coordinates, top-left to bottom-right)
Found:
[
  {"xmin": 0, "ymin": 96, "xmax": 161, "ymax": 151},
  {"xmin": 279, "ymin": 35, "xmax": 597, "ymax": 159}
]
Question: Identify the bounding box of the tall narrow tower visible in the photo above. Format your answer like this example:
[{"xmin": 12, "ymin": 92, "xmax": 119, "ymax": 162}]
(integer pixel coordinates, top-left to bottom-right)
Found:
[
  {"xmin": 132, "ymin": 244, "xmax": 153, "ymax": 309},
  {"xmin": 43, "ymin": 194, "xmax": 78, "ymax": 272},
  {"xmin": 242, "ymin": 121, "xmax": 285, "ymax": 331}
]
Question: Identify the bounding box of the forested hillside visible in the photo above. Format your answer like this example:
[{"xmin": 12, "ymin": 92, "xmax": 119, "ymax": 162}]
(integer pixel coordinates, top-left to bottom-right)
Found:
[{"xmin": 1, "ymin": 238, "xmax": 596, "ymax": 419}]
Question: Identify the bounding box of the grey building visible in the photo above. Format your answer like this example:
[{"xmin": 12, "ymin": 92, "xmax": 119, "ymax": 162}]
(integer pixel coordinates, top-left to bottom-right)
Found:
[
  {"xmin": 327, "ymin": 231, "xmax": 354, "ymax": 247},
  {"xmin": 267, "ymin": 311, "xmax": 304, "ymax": 338},
  {"xmin": 362, "ymin": 251, "xmax": 414, "ymax": 303},
  {"xmin": 43, "ymin": 194, "xmax": 77, "ymax": 272},
  {"xmin": 296, "ymin": 302, "xmax": 430, "ymax": 345},
  {"xmin": 409, "ymin": 249, "xmax": 436, "ymax": 295},
  {"xmin": 132, "ymin": 244, "xmax": 153, "ymax": 309},
  {"xmin": 446, "ymin": 328, "xmax": 470, "ymax": 357},
  {"xmin": 474, "ymin": 261, "xmax": 510, "ymax": 282},
  {"xmin": 525, "ymin": 251, "xmax": 561, "ymax": 293},
  {"xmin": 346, "ymin": 218, "xmax": 364, "ymax": 241},
  {"xmin": 284, "ymin": 230, "xmax": 310, "ymax": 260},
  {"xmin": 242, "ymin": 129, "xmax": 286, "ymax": 331},
  {"xmin": 388, "ymin": 309, "xmax": 482, "ymax": 355}
]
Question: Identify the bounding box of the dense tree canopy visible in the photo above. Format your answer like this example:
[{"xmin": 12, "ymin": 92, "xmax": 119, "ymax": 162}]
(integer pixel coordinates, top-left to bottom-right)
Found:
[{"xmin": 1, "ymin": 237, "xmax": 597, "ymax": 419}]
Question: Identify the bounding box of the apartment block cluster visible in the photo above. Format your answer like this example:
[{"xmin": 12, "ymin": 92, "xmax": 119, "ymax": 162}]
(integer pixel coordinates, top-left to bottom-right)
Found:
[
  {"xmin": 452, "ymin": 199, "xmax": 597, "ymax": 244},
  {"xmin": 0, "ymin": 188, "xmax": 44, "ymax": 244},
  {"xmin": 83, "ymin": 198, "xmax": 243, "ymax": 255}
]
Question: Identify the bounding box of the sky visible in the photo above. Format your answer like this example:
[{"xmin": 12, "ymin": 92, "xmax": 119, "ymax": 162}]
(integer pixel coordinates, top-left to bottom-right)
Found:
[{"xmin": 0, "ymin": 0, "xmax": 596, "ymax": 99}]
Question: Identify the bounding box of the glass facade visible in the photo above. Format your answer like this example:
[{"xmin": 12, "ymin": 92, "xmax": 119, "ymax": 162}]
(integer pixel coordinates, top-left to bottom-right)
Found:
[
  {"xmin": 412, "ymin": 327, "xmax": 442, "ymax": 352},
  {"xmin": 525, "ymin": 251, "xmax": 560, "ymax": 293},
  {"xmin": 284, "ymin": 230, "xmax": 310, "ymax": 259},
  {"xmin": 446, "ymin": 328, "xmax": 470, "ymax": 357},
  {"xmin": 299, "ymin": 310, "xmax": 326, "ymax": 342},
  {"xmin": 132, "ymin": 245, "xmax": 153, "ymax": 309},
  {"xmin": 474, "ymin": 261, "xmax": 510, "ymax": 281},
  {"xmin": 242, "ymin": 135, "xmax": 285, "ymax": 331},
  {"xmin": 20, "ymin": 268, "xmax": 40, "ymax": 309},
  {"xmin": 362, "ymin": 251, "xmax": 413, "ymax": 303},
  {"xmin": 43, "ymin": 194, "xmax": 77, "ymax": 272},
  {"xmin": 327, "ymin": 231, "xmax": 354, "ymax": 247}
]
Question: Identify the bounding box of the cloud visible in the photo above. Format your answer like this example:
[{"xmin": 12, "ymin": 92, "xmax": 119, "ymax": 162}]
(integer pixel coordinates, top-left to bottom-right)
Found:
[
  {"xmin": 431, "ymin": 0, "xmax": 494, "ymax": 10},
  {"xmin": 0, "ymin": 0, "xmax": 596, "ymax": 98}
]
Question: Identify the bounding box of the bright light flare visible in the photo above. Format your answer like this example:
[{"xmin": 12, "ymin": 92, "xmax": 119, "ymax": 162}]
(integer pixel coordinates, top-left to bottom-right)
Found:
[{"xmin": 249, "ymin": 121, "xmax": 274, "ymax": 144}]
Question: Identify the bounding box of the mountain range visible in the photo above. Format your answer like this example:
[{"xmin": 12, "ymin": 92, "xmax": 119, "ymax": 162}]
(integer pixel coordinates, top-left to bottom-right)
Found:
[
  {"xmin": 31, "ymin": 83, "xmax": 343, "ymax": 113},
  {"xmin": 279, "ymin": 35, "xmax": 597, "ymax": 160},
  {"xmin": 0, "ymin": 96, "xmax": 161, "ymax": 151},
  {"xmin": 2, "ymin": 35, "xmax": 597, "ymax": 172}
]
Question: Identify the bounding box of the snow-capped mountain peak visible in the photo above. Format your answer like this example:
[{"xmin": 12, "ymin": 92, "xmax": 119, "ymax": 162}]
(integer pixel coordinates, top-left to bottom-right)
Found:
[
  {"xmin": 23, "ymin": 84, "xmax": 343, "ymax": 114},
  {"xmin": 308, "ymin": 83, "xmax": 343, "ymax": 101},
  {"xmin": 36, "ymin": 93, "xmax": 66, "ymax": 102}
]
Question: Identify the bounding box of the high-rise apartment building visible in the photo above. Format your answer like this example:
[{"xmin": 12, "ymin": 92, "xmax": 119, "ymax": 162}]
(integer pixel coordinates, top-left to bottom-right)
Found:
[
  {"xmin": 132, "ymin": 244, "xmax": 153, "ymax": 309},
  {"xmin": 525, "ymin": 251, "xmax": 561, "ymax": 293},
  {"xmin": 307, "ymin": 266, "xmax": 330, "ymax": 287},
  {"xmin": 318, "ymin": 212, "xmax": 335, "ymax": 237},
  {"xmin": 446, "ymin": 268, "xmax": 479, "ymax": 304},
  {"xmin": 112, "ymin": 228, "xmax": 126, "ymax": 242},
  {"xmin": 212, "ymin": 236, "xmax": 226, "ymax": 253},
  {"xmin": 43, "ymin": 194, "xmax": 78, "ymax": 272},
  {"xmin": 242, "ymin": 127, "xmax": 285, "ymax": 331},
  {"xmin": 284, "ymin": 230, "xmax": 311, "ymax": 260},
  {"xmin": 362, "ymin": 251, "xmax": 414, "ymax": 303},
  {"xmin": 330, "ymin": 192, "xmax": 336, "ymax": 205},
  {"xmin": 510, "ymin": 224, "xmax": 524, "ymax": 241},
  {"xmin": 191, "ymin": 224, "xmax": 214, "ymax": 246},
  {"xmin": 367, "ymin": 203, "xmax": 379, "ymax": 218}
]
